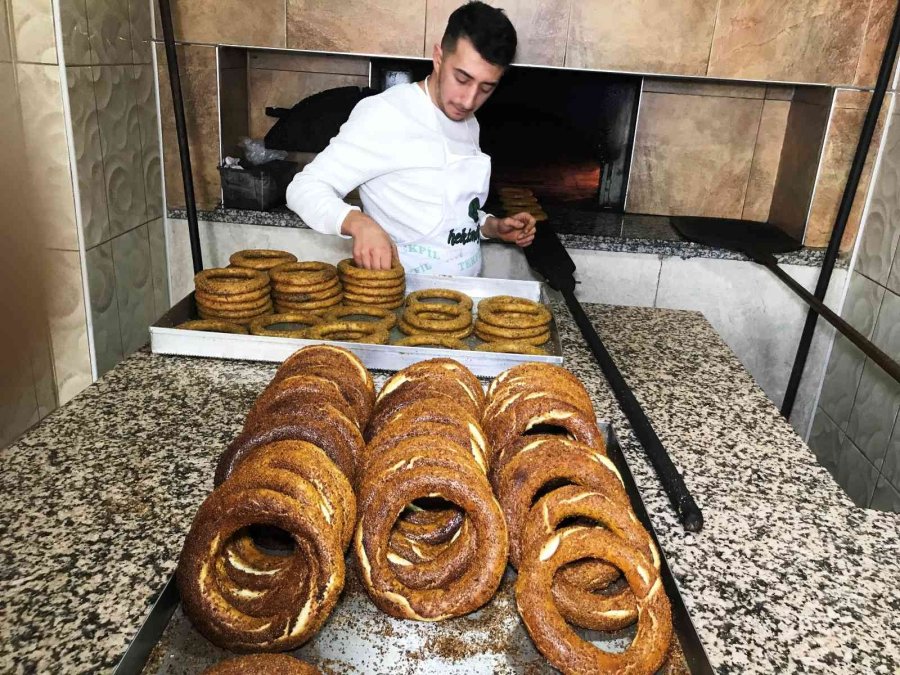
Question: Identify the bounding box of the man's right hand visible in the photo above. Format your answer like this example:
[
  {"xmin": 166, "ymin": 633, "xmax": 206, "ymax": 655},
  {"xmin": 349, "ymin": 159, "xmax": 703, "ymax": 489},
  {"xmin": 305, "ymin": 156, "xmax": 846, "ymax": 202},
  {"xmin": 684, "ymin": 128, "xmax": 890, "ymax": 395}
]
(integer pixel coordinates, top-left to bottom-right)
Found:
[{"xmin": 341, "ymin": 211, "xmax": 396, "ymax": 270}]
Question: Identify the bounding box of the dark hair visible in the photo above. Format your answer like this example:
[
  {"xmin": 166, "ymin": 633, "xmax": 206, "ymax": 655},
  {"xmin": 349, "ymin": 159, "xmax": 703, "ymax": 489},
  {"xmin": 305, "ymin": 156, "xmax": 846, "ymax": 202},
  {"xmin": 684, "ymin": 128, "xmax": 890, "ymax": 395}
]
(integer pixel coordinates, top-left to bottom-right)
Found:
[{"xmin": 441, "ymin": 1, "xmax": 517, "ymax": 68}]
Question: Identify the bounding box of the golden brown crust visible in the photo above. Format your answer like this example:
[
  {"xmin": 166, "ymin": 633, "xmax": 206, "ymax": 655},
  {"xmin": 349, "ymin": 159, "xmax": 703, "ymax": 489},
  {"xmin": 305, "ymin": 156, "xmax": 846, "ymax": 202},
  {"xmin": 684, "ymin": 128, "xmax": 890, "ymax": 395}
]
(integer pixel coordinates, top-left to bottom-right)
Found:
[
  {"xmin": 323, "ymin": 305, "xmax": 397, "ymax": 330},
  {"xmin": 195, "ymin": 291, "xmax": 272, "ymax": 313},
  {"xmin": 274, "ymin": 293, "xmax": 343, "ymax": 313},
  {"xmin": 472, "ymin": 318, "xmax": 549, "ymax": 340},
  {"xmin": 392, "ymin": 334, "xmax": 470, "ymax": 350},
  {"xmin": 477, "ymin": 296, "xmax": 551, "ymax": 330},
  {"xmin": 404, "ymin": 303, "xmax": 471, "ymax": 331},
  {"xmin": 338, "ymin": 257, "xmax": 405, "ymax": 282},
  {"xmin": 474, "ymin": 330, "xmax": 550, "ymax": 347},
  {"xmin": 405, "ymin": 288, "xmax": 474, "ymax": 311},
  {"xmin": 271, "ymin": 281, "xmax": 342, "ymax": 302},
  {"xmin": 195, "ymin": 267, "xmax": 269, "ymax": 295},
  {"xmin": 195, "ymin": 286, "xmax": 270, "ymax": 305},
  {"xmin": 202, "ymin": 653, "xmax": 321, "ymax": 675},
  {"xmin": 246, "ymin": 374, "xmax": 359, "ymax": 430},
  {"xmin": 342, "ymin": 291, "xmax": 405, "ymax": 308},
  {"xmin": 306, "ymin": 321, "xmax": 389, "ymax": 345},
  {"xmin": 373, "ymin": 359, "xmax": 486, "ymax": 423},
  {"xmin": 249, "ymin": 313, "xmax": 324, "ymax": 338},
  {"xmin": 341, "ymin": 281, "xmax": 406, "ymax": 297},
  {"xmin": 176, "ymin": 319, "xmax": 248, "ymax": 335},
  {"xmin": 515, "ymin": 527, "xmax": 672, "ymax": 675},
  {"xmin": 269, "ymin": 261, "xmax": 338, "ymax": 287},
  {"xmin": 228, "ymin": 249, "xmax": 298, "ymax": 272},
  {"xmin": 398, "ymin": 317, "xmax": 473, "ymax": 340}
]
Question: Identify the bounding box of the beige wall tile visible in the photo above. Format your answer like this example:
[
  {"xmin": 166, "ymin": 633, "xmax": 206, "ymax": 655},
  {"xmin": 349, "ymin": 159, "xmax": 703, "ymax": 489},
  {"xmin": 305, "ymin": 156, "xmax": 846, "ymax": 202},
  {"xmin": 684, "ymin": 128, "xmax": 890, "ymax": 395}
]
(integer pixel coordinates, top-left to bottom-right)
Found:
[
  {"xmin": 769, "ymin": 89, "xmax": 833, "ymax": 241},
  {"xmin": 424, "ymin": 0, "xmax": 570, "ymax": 66},
  {"xmin": 1, "ymin": 0, "xmax": 12, "ymax": 62},
  {"xmin": 59, "ymin": 0, "xmax": 92, "ymax": 65},
  {"xmin": 43, "ymin": 249, "xmax": 93, "ymax": 405},
  {"xmin": 129, "ymin": 0, "xmax": 152, "ymax": 64},
  {"xmin": 248, "ymin": 68, "xmax": 368, "ymax": 138},
  {"xmin": 86, "ymin": 0, "xmax": 133, "ymax": 65},
  {"xmin": 643, "ymin": 78, "xmax": 766, "ymax": 99},
  {"xmin": 147, "ymin": 217, "xmax": 169, "ymax": 316},
  {"xmin": 168, "ymin": 0, "xmax": 285, "ymax": 48},
  {"xmin": 111, "ymin": 223, "xmax": 156, "ymax": 353},
  {"xmin": 10, "ymin": 0, "xmax": 56, "ymax": 63},
  {"xmin": 742, "ymin": 99, "xmax": 791, "ymax": 222},
  {"xmin": 67, "ymin": 66, "xmax": 111, "ymax": 248},
  {"xmin": 708, "ymin": 0, "xmax": 870, "ymax": 84},
  {"xmin": 567, "ymin": 0, "xmax": 718, "ymax": 76},
  {"xmin": 92, "ymin": 64, "xmax": 147, "ymax": 238},
  {"xmin": 156, "ymin": 44, "xmax": 221, "ymax": 210},
  {"xmin": 134, "ymin": 63, "xmax": 162, "ymax": 221},
  {"xmin": 85, "ymin": 241, "xmax": 123, "ymax": 376},
  {"xmin": 855, "ymin": 0, "xmax": 896, "ymax": 88},
  {"xmin": 287, "ymin": 0, "xmax": 426, "ymax": 57},
  {"xmin": 626, "ymin": 92, "xmax": 763, "ymax": 218},
  {"xmin": 16, "ymin": 63, "xmax": 79, "ymax": 250},
  {"xmin": 248, "ymin": 50, "xmax": 368, "ymax": 75},
  {"xmin": 804, "ymin": 91, "xmax": 888, "ymax": 250}
]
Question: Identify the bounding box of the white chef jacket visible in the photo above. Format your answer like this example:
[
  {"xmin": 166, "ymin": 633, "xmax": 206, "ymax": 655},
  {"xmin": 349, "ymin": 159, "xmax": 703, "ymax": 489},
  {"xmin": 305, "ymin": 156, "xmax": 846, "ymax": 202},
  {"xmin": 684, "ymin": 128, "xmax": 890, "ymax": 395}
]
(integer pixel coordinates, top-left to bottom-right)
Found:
[{"xmin": 285, "ymin": 82, "xmax": 493, "ymax": 244}]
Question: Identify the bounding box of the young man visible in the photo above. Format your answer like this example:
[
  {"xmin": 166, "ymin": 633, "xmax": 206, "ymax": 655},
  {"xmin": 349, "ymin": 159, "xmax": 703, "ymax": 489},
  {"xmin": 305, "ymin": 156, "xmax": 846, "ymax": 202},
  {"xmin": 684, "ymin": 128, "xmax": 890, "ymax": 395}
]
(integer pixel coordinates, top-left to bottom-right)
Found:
[{"xmin": 286, "ymin": 1, "xmax": 536, "ymax": 276}]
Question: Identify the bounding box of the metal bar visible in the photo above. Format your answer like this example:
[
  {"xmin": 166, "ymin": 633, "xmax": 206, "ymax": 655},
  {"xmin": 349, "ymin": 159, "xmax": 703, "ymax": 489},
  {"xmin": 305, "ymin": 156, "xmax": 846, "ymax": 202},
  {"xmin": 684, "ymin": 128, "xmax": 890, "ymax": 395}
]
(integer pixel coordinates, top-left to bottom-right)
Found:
[
  {"xmin": 158, "ymin": 0, "xmax": 203, "ymax": 274},
  {"xmin": 561, "ymin": 287, "xmax": 704, "ymax": 532},
  {"xmin": 112, "ymin": 573, "xmax": 179, "ymax": 675},
  {"xmin": 781, "ymin": 3, "xmax": 900, "ymax": 417},
  {"xmin": 758, "ymin": 255, "xmax": 900, "ymax": 385}
]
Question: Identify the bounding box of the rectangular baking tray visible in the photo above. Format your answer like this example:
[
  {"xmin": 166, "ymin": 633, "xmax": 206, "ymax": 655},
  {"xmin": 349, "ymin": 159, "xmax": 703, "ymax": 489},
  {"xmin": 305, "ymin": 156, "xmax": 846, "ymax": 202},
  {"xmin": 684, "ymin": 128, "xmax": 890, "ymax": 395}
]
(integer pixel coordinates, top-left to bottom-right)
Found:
[
  {"xmin": 118, "ymin": 423, "xmax": 713, "ymax": 675},
  {"xmin": 150, "ymin": 273, "xmax": 563, "ymax": 377}
]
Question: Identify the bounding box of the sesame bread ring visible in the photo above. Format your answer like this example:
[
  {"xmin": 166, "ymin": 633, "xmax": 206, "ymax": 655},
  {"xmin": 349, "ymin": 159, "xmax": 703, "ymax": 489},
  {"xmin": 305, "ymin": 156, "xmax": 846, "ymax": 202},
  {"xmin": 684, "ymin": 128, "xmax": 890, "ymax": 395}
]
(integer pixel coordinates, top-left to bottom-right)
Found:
[
  {"xmin": 406, "ymin": 289, "xmax": 474, "ymax": 311},
  {"xmin": 339, "ymin": 275, "xmax": 407, "ymax": 289},
  {"xmin": 473, "ymin": 318, "xmax": 548, "ymax": 340},
  {"xmin": 176, "ymin": 469, "xmax": 344, "ymax": 652},
  {"xmin": 474, "ymin": 328, "xmax": 550, "ymax": 346},
  {"xmin": 249, "ymin": 313, "xmax": 323, "ymax": 339},
  {"xmin": 195, "ymin": 286, "xmax": 270, "ymax": 305},
  {"xmin": 272, "ymin": 281, "xmax": 342, "ymax": 302},
  {"xmin": 494, "ymin": 437, "xmax": 626, "ymax": 567},
  {"xmin": 343, "ymin": 291, "xmax": 405, "ymax": 308},
  {"xmin": 218, "ymin": 406, "xmax": 363, "ymax": 486},
  {"xmin": 202, "ymin": 653, "xmax": 321, "ymax": 675},
  {"xmin": 477, "ymin": 296, "xmax": 551, "ymax": 330},
  {"xmin": 474, "ymin": 341, "xmax": 547, "ymax": 355},
  {"xmin": 270, "ymin": 261, "xmax": 337, "ymax": 287},
  {"xmin": 195, "ymin": 267, "xmax": 269, "ymax": 295},
  {"xmin": 488, "ymin": 363, "xmax": 590, "ymax": 402},
  {"xmin": 176, "ymin": 319, "xmax": 248, "ymax": 335},
  {"xmin": 374, "ymin": 359, "xmax": 485, "ymax": 420},
  {"xmin": 274, "ymin": 292, "xmax": 343, "ymax": 311},
  {"xmin": 247, "ymin": 374, "xmax": 359, "ymax": 430},
  {"xmin": 307, "ymin": 321, "xmax": 389, "ymax": 343},
  {"xmin": 515, "ymin": 526, "xmax": 672, "ymax": 675},
  {"xmin": 523, "ymin": 485, "xmax": 659, "ymax": 631},
  {"xmin": 392, "ymin": 335, "xmax": 470, "ymax": 350},
  {"xmin": 196, "ymin": 293, "xmax": 272, "ymax": 313},
  {"xmin": 354, "ymin": 463, "xmax": 507, "ymax": 620},
  {"xmin": 275, "ymin": 345, "xmax": 374, "ymax": 425},
  {"xmin": 404, "ymin": 303, "xmax": 471, "ymax": 331},
  {"xmin": 338, "ymin": 257, "xmax": 405, "ymax": 282},
  {"xmin": 197, "ymin": 300, "xmax": 273, "ymax": 319},
  {"xmin": 323, "ymin": 305, "xmax": 397, "ymax": 331},
  {"xmin": 229, "ymin": 249, "xmax": 298, "ymax": 272},
  {"xmin": 341, "ymin": 281, "xmax": 406, "ymax": 297},
  {"xmin": 398, "ymin": 317, "xmax": 473, "ymax": 340},
  {"xmin": 386, "ymin": 517, "xmax": 476, "ymax": 590}
]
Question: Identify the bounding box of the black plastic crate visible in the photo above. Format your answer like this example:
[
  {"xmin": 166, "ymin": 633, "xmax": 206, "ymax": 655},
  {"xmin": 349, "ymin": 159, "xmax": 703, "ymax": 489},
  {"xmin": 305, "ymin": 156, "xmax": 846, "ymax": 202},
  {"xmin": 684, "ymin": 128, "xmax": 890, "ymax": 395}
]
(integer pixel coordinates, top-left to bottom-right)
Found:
[{"xmin": 218, "ymin": 159, "xmax": 298, "ymax": 211}]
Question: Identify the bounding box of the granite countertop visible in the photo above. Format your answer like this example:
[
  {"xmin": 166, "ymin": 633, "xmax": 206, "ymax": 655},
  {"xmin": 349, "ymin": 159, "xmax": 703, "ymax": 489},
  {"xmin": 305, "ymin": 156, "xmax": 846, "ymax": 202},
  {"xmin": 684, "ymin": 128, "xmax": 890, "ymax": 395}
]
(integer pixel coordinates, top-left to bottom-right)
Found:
[
  {"xmin": 168, "ymin": 206, "xmax": 844, "ymax": 268},
  {"xmin": 2, "ymin": 303, "xmax": 897, "ymax": 673}
]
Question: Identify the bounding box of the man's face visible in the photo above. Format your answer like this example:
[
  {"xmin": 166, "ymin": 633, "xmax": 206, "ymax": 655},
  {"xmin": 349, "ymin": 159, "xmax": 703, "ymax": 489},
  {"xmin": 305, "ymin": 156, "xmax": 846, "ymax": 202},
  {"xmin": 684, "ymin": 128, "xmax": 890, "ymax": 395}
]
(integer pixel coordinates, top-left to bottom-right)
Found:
[{"xmin": 432, "ymin": 37, "xmax": 505, "ymax": 122}]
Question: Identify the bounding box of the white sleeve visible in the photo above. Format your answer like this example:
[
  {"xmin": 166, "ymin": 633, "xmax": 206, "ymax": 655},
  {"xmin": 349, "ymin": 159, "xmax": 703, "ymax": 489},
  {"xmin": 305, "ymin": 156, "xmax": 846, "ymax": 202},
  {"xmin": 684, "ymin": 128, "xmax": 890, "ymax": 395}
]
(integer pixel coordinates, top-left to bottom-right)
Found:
[{"xmin": 285, "ymin": 96, "xmax": 399, "ymax": 237}]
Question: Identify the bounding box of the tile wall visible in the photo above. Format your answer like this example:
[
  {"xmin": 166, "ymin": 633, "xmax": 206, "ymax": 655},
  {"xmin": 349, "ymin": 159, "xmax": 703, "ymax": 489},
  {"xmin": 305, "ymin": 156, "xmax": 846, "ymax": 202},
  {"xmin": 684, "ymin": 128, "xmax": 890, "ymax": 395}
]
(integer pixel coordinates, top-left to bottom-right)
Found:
[
  {"xmin": 809, "ymin": 100, "xmax": 900, "ymax": 512},
  {"xmin": 62, "ymin": 0, "xmax": 168, "ymax": 377}
]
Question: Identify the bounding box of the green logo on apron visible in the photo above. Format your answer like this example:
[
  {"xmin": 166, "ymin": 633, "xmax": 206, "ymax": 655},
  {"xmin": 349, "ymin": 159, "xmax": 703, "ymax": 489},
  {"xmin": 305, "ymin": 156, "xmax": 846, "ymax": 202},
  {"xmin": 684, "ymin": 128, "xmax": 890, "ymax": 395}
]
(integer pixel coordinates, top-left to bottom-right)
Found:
[{"xmin": 468, "ymin": 197, "xmax": 480, "ymax": 224}]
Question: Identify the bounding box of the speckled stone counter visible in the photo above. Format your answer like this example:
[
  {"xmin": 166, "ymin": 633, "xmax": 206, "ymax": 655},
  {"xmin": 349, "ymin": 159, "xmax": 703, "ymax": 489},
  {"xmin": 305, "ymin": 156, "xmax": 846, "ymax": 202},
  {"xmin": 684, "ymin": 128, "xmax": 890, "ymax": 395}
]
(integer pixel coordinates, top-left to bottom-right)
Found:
[
  {"xmin": 2, "ymin": 304, "xmax": 897, "ymax": 673},
  {"xmin": 169, "ymin": 207, "xmax": 845, "ymax": 268}
]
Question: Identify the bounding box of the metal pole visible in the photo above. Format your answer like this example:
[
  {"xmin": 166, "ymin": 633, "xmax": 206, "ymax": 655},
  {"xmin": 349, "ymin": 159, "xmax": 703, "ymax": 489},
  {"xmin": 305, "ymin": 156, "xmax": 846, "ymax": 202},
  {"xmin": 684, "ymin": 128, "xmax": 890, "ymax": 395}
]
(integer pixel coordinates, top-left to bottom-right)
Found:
[
  {"xmin": 158, "ymin": 0, "xmax": 203, "ymax": 274},
  {"xmin": 782, "ymin": 4, "xmax": 900, "ymax": 417}
]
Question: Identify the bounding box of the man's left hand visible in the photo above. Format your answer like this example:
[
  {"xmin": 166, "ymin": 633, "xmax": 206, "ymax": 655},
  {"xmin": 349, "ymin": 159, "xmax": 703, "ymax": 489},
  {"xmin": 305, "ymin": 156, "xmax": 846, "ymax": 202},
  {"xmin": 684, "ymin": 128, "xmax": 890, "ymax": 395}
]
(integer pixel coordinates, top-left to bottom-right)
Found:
[{"xmin": 482, "ymin": 213, "xmax": 536, "ymax": 247}]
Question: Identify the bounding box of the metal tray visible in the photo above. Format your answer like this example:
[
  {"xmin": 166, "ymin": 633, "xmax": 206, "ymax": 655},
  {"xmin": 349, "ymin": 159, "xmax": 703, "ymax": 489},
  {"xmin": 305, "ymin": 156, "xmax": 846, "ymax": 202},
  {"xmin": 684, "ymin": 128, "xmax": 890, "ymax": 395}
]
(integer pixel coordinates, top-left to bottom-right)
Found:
[
  {"xmin": 118, "ymin": 423, "xmax": 713, "ymax": 675},
  {"xmin": 150, "ymin": 274, "xmax": 563, "ymax": 377}
]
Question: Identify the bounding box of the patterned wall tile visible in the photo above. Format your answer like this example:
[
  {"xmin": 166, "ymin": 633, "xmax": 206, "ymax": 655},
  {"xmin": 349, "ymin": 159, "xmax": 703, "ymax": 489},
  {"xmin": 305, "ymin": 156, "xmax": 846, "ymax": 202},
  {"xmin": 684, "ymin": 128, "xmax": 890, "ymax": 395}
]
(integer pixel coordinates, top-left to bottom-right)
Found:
[
  {"xmin": 111, "ymin": 223, "xmax": 156, "ymax": 354},
  {"xmin": 808, "ymin": 407, "xmax": 846, "ymax": 476},
  {"xmin": 86, "ymin": 0, "xmax": 133, "ymax": 65},
  {"xmin": 10, "ymin": 0, "xmax": 56, "ymax": 63},
  {"xmin": 1, "ymin": 0, "xmax": 12, "ymax": 62},
  {"xmin": 881, "ymin": 419, "xmax": 900, "ymax": 491},
  {"xmin": 59, "ymin": 0, "xmax": 92, "ymax": 65},
  {"xmin": 92, "ymin": 64, "xmax": 147, "ymax": 238},
  {"xmin": 85, "ymin": 242, "xmax": 123, "ymax": 376},
  {"xmin": 128, "ymin": 0, "xmax": 152, "ymax": 64},
  {"xmin": 43, "ymin": 250, "xmax": 93, "ymax": 405},
  {"xmin": 30, "ymin": 320, "xmax": 57, "ymax": 419},
  {"xmin": 834, "ymin": 435, "xmax": 880, "ymax": 507},
  {"xmin": 567, "ymin": 0, "xmax": 717, "ymax": 75},
  {"xmin": 170, "ymin": 0, "xmax": 286, "ymax": 48},
  {"xmin": 817, "ymin": 335, "xmax": 867, "ymax": 430},
  {"xmin": 425, "ymin": 0, "xmax": 571, "ymax": 66},
  {"xmin": 871, "ymin": 288, "xmax": 900, "ymax": 360},
  {"xmin": 287, "ymin": 0, "xmax": 425, "ymax": 56},
  {"xmin": 16, "ymin": 63, "xmax": 79, "ymax": 251},
  {"xmin": 742, "ymin": 99, "xmax": 791, "ymax": 222},
  {"xmin": 858, "ymin": 111, "xmax": 900, "ymax": 287},
  {"xmin": 708, "ymin": 0, "xmax": 869, "ymax": 85},
  {"xmin": 66, "ymin": 66, "xmax": 110, "ymax": 248},
  {"xmin": 843, "ymin": 270, "xmax": 887, "ymax": 338},
  {"xmin": 869, "ymin": 475, "xmax": 900, "ymax": 511},
  {"xmin": 846, "ymin": 358, "xmax": 900, "ymax": 468},
  {"xmin": 134, "ymin": 64, "xmax": 162, "ymax": 221},
  {"xmin": 626, "ymin": 92, "xmax": 763, "ymax": 218},
  {"xmin": 147, "ymin": 217, "xmax": 169, "ymax": 317}
]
